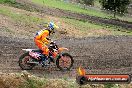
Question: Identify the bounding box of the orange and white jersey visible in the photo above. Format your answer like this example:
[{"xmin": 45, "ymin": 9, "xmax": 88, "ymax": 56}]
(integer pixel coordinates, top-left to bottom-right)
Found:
[{"xmin": 34, "ymin": 29, "xmax": 50, "ymax": 45}]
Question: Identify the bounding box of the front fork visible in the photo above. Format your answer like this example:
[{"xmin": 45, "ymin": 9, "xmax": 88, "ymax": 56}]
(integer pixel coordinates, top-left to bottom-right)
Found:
[{"xmin": 58, "ymin": 54, "xmax": 69, "ymax": 67}]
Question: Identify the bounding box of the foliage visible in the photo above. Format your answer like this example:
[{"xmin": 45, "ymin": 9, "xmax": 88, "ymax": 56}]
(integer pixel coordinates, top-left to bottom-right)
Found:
[
  {"xmin": 104, "ymin": 84, "xmax": 114, "ymax": 88},
  {"xmin": 0, "ymin": 0, "xmax": 16, "ymax": 4},
  {"xmin": 99, "ymin": 0, "xmax": 130, "ymax": 17},
  {"xmin": 21, "ymin": 78, "xmax": 45, "ymax": 88}
]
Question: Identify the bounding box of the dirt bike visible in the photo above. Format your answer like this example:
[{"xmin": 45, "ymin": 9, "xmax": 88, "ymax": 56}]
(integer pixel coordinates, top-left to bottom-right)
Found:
[{"xmin": 18, "ymin": 41, "xmax": 74, "ymax": 71}]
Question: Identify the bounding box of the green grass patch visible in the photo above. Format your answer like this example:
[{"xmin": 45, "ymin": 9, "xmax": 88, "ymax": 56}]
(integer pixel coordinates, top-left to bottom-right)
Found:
[
  {"xmin": 0, "ymin": 6, "xmax": 47, "ymax": 26},
  {"xmin": 0, "ymin": 0, "xmax": 40, "ymax": 13},
  {"xmin": 63, "ymin": 17, "xmax": 102, "ymax": 30},
  {"xmin": 61, "ymin": 17, "xmax": 132, "ymax": 36},
  {"xmin": 0, "ymin": 0, "xmax": 16, "ymax": 4},
  {"xmin": 21, "ymin": 78, "xmax": 46, "ymax": 88},
  {"xmin": 32, "ymin": 0, "xmax": 132, "ymax": 22},
  {"xmin": 32, "ymin": 0, "xmax": 113, "ymax": 18}
]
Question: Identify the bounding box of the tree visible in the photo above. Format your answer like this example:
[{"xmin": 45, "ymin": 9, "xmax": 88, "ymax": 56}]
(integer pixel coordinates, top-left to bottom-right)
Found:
[{"xmin": 99, "ymin": 0, "xmax": 130, "ymax": 17}]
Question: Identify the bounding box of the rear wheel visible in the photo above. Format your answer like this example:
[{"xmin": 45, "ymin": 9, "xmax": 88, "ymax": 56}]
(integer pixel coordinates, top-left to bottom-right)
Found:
[
  {"xmin": 19, "ymin": 52, "xmax": 36, "ymax": 70},
  {"xmin": 56, "ymin": 53, "xmax": 74, "ymax": 71}
]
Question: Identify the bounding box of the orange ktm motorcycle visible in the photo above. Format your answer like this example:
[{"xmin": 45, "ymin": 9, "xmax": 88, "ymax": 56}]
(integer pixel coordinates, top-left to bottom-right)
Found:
[{"xmin": 18, "ymin": 41, "xmax": 74, "ymax": 71}]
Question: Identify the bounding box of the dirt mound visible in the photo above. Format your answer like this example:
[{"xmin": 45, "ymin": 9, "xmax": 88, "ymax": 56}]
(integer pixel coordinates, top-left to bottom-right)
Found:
[
  {"xmin": 0, "ymin": 73, "xmax": 24, "ymax": 88},
  {"xmin": 0, "ymin": 71, "xmax": 131, "ymax": 88}
]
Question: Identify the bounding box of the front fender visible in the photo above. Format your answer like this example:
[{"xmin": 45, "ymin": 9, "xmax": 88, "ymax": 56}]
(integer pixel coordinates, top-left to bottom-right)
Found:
[{"xmin": 58, "ymin": 47, "xmax": 69, "ymax": 52}]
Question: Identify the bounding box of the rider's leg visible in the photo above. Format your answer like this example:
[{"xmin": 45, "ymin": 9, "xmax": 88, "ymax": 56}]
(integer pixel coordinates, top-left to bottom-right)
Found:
[
  {"xmin": 42, "ymin": 45, "xmax": 49, "ymax": 56},
  {"xmin": 34, "ymin": 39, "xmax": 49, "ymax": 55},
  {"xmin": 34, "ymin": 39, "xmax": 49, "ymax": 66}
]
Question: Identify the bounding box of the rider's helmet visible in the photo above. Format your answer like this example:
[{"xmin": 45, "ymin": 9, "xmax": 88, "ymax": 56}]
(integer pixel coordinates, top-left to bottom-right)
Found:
[{"xmin": 47, "ymin": 21, "xmax": 59, "ymax": 34}]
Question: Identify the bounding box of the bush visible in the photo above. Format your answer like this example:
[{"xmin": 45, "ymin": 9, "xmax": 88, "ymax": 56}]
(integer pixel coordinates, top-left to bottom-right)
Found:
[
  {"xmin": 99, "ymin": 0, "xmax": 130, "ymax": 17},
  {"xmin": 0, "ymin": 0, "xmax": 16, "ymax": 4}
]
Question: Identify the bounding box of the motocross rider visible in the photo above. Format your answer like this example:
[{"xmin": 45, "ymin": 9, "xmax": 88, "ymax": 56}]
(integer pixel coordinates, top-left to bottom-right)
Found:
[{"xmin": 34, "ymin": 22, "xmax": 59, "ymax": 66}]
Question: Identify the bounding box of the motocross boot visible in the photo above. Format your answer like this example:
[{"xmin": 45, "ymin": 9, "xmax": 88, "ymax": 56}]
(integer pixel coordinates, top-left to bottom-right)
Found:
[
  {"xmin": 40, "ymin": 54, "xmax": 50, "ymax": 67},
  {"xmin": 48, "ymin": 53, "xmax": 55, "ymax": 63}
]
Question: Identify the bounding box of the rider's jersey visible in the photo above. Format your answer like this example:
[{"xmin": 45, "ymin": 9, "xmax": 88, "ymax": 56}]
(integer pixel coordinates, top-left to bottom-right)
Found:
[{"xmin": 34, "ymin": 29, "xmax": 50, "ymax": 45}]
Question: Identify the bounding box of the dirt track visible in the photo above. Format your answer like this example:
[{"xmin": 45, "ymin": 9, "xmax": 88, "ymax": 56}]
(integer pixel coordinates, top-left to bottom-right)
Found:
[
  {"xmin": 0, "ymin": 36, "xmax": 132, "ymax": 77},
  {"xmin": 1, "ymin": 0, "xmax": 132, "ymax": 80}
]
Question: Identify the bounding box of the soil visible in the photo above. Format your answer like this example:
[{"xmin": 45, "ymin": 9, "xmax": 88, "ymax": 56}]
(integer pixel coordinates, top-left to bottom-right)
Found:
[
  {"xmin": 0, "ymin": 0, "xmax": 132, "ymax": 78},
  {"xmin": 0, "ymin": 35, "xmax": 132, "ymax": 78}
]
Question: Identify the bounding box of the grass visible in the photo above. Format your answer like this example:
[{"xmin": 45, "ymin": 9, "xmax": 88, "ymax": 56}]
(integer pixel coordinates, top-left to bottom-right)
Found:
[
  {"xmin": 0, "ymin": 0, "xmax": 16, "ymax": 4},
  {"xmin": 62, "ymin": 17, "xmax": 103, "ymax": 30},
  {"xmin": 0, "ymin": 7, "xmax": 44, "ymax": 25},
  {"xmin": 0, "ymin": 5, "xmax": 49, "ymax": 32},
  {"xmin": 60, "ymin": 17, "xmax": 132, "ymax": 36},
  {"xmin": 21, "ymin": 78, "xmax": 46, "ymax": 88},
  {"xmin": 32, "ymin": 0, "xmax": 113, "ymax": 18},
  {"xmin": 32, "ymin": 0, "xmax": 132, "ymax": 22}
]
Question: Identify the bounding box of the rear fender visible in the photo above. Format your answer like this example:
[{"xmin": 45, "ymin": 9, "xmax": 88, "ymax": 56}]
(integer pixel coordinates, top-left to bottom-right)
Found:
[
  {"xmin": 29, "ymin": 51, "xmax": 41, "ymax": 59},
  {"xmin": 22, "ymin": 49, "xmax": 37, "ymax": 52},
  {"xmin": 22, "ymin": 49, "xmax": 41, "ymax": 59}
]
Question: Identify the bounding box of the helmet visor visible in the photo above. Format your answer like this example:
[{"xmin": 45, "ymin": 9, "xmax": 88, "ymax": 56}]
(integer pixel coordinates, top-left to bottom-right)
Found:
[{"xmin": 54, "ymin": 24, "xmax": 59, "ymax": 29}]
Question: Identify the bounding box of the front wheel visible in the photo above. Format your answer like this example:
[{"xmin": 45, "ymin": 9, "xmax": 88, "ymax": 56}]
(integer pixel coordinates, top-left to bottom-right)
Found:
[
  {"xmin": 56, "ymin": 53, "xmax": 74, "ymax": 71},
  {"xmin": 19, "ymin": 52, "xmax": 36, "ymax": 70}
]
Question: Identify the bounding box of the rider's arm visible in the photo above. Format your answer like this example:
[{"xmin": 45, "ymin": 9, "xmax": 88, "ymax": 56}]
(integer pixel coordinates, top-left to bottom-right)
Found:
[{"xmin": 41, "ymin": 30, "xmax": 50, "ymax": 45}]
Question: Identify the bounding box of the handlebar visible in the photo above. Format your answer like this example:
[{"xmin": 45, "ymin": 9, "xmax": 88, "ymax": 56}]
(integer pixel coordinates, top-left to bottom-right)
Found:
[
  {"xmin": 49, "ymin": 41, "xmax": 58, "ymax": 51},
  {"xmin": 50, "ymin": 41, "xmax": 56, "ymax": 44}
]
